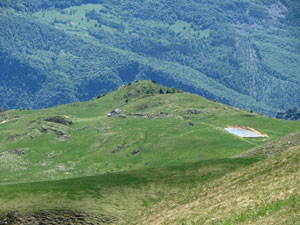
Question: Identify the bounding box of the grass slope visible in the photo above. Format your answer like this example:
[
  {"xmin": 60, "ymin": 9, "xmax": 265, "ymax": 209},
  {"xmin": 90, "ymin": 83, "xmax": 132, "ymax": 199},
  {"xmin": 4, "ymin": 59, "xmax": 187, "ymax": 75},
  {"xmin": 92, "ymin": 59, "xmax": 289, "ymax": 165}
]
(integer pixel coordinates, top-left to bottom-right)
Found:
[
  {"xmin": 0, "ymin": 81, "xmax": 299, "ymax": 224},
  {"xmin": 1, "ymin": 142, "xmax": 299, "ymax": 224},
  {"xmin": 134, "ymin": 145, "xmax": 300, "ymax": 225},
  {"xmin": 0, "ymin": 81, "xmax": 299, "ymax": 183},
  {"xmin": 0, "ymin": 158, "xmax": 259, "ymax": 224}
]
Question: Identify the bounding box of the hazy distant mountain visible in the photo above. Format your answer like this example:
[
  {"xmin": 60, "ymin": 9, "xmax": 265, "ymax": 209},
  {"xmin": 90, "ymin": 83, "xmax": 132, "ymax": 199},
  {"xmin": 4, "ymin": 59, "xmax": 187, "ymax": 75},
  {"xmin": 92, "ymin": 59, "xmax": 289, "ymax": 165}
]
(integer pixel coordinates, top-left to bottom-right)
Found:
[{"xmin": 0, "ymin": 0, "xmax": 299, "ymax": 115}]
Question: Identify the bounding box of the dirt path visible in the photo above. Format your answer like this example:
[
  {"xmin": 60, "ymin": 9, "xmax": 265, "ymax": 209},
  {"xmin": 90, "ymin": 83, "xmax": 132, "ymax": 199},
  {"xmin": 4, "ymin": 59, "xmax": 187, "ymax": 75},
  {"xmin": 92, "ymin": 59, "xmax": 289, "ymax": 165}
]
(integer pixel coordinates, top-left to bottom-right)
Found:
[{"xmin": 0, "ymin": 118, "xmax": 21, "ymax": 126}]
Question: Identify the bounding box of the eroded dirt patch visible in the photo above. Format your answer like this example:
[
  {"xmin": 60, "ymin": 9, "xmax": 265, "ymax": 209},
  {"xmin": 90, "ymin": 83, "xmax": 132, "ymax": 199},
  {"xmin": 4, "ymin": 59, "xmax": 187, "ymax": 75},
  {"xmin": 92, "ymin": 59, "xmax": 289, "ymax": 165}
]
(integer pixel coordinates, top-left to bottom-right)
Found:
[{"xmin": 0, "ymin": 210, "xmax": 116, "ymax": 225}]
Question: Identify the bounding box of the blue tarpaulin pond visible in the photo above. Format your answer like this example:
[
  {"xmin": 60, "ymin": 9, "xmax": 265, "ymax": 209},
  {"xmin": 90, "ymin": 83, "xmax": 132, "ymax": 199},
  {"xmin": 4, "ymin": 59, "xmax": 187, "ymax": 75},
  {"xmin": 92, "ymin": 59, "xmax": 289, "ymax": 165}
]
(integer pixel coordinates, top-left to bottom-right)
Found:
[{"xmin": 225, "ymin": 127, "xmax": 265, "ymax": 138}]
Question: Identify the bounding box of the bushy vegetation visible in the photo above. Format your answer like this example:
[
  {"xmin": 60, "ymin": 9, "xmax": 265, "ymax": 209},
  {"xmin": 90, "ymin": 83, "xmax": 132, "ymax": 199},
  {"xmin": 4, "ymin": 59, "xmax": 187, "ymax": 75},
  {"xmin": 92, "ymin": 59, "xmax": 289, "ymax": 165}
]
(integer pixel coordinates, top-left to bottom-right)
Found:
[{"xmin": 0, "ymin": 0, "xmax": 300, "ymax": 115}]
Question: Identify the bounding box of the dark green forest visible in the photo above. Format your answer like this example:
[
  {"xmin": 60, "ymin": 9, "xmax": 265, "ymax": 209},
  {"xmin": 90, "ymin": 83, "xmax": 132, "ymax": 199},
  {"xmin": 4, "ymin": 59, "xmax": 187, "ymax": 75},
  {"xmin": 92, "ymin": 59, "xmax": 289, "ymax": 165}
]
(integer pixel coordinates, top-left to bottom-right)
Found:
[
  {"xmin": 0, "ymin": 0, "xmax": 299, "ymax": 115},
  {"xmin": 277, "ymin": 108, "xmax": 300, "ymax": 120}
]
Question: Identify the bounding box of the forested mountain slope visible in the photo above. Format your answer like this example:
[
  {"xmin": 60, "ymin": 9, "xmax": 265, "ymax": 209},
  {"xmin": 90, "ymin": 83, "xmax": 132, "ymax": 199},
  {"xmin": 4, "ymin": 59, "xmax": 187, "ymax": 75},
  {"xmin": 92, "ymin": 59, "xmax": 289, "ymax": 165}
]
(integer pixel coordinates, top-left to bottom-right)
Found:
[
  {"xmin": 0, "ymin": 0, "xmax": 299, "ymax": 115},
  {"xmin": 277, "ymin": 108, "xmax": 300, "ymax": 120}
]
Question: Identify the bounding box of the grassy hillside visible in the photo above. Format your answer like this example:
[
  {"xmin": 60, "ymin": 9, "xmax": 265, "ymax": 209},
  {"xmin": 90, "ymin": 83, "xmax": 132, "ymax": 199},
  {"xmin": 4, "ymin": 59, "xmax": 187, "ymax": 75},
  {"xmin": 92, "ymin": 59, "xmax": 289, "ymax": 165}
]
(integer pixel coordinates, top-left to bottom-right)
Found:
[
  {"xmin": 0, "ymin": 81, "xmax": 300, "ymax": 224},
  {"xmin": 0, "ymin": 81, "xmax": 299, "ymax": 184},
  {"xmin": 1, "ymin": 145, "xmax": 299, "ymax": 224},
  {"xmin": 0, "ymin": 0, "xmax": 300, "ymax": 115},
  {"xmin": 0, "ymin": 158, "xmax": 259, "ymax": 224},
  {"xmin": 133, "ymin": 145, "xmax": 300, "ymax": 225}
]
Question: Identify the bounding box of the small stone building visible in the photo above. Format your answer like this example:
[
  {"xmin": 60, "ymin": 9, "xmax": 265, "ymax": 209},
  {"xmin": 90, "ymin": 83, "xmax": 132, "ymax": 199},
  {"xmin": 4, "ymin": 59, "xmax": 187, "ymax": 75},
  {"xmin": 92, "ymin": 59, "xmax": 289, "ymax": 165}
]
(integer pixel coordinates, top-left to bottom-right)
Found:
[{"xmin": 107, "ymin": 108, "xmax": 122, "ymax": 117}]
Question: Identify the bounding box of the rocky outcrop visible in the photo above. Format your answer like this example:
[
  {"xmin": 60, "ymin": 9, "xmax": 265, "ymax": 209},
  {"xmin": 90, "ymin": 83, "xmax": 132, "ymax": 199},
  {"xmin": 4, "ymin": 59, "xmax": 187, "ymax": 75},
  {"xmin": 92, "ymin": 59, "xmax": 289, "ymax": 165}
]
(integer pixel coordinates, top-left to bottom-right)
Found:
[
  {"xmin": 44, "ymin": 116, "xmax": 73, "ymax": 126},
  {"xmin": 0, "ymin": 210, "xmax": 116, "ymax": 225}
]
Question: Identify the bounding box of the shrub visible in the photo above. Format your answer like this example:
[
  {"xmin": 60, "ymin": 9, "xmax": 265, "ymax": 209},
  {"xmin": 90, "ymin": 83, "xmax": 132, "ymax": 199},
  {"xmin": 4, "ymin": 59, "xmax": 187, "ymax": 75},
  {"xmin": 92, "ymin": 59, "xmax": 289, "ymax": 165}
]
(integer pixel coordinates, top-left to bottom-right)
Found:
[{"xmin": 96, "ymin": 94, "xmax": 106, "ymax": 99}]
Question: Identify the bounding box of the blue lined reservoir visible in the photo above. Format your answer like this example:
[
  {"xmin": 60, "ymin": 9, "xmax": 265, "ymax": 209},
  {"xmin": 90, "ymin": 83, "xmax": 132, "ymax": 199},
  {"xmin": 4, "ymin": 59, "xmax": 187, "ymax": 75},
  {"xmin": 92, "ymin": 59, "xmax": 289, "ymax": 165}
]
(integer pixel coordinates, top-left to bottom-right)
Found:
[{"xmin": 225, "ymin": 128, "xmax": 264, "ymax": 138}]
